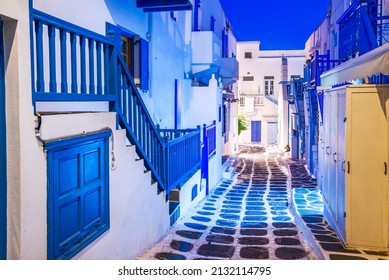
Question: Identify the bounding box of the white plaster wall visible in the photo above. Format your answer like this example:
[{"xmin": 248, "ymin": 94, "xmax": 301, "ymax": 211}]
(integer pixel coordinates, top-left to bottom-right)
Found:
[
  {"xmin": 34, "ymin": 0, "xmax": 148, "ymax": 39},
  {"xmin": 304, "ymin": 18, "xmax": 329, "ymax": 58},
  {"xmin": 178, "ymin": 170, "xmax": 204, "ymax": 217},
  {"xmin": 237, "ymin": 43, "xmax": 304, "ymax": 146},
  {"xmin": 181, "ymin": 77, "xmax": 223, "ymax": 191},
  {"xmin": 39, "ymin": 113, "xmax": 170, "ymax": 260},
  {"xmin": 149, "ymin": 11, "xmax": 191, "ymax": 128},
  {"xmin": 0, "ymin": 0, "xmax": 46, "ymax": 259},
  {"xmin": 199, "ymin": 0, "xmax": 227, "ymax": 38},
  {"xmin": 34, "ymin": 0, "xmax": 191, "ymax": 130}
]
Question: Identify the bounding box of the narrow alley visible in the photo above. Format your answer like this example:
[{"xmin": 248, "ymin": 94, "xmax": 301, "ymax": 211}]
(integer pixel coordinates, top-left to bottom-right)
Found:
[{"xmin": 137, "ymin": 145, "xmax": 315, "ymax": 260}]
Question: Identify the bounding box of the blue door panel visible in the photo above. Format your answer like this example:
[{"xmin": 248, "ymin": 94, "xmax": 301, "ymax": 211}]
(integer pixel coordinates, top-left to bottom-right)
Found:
[
  {"xmin": 251, "ymin": 121, "xmax": 261, "ymax": 142},
  {"xmin": 46, "ymin": 131, "xmax": 110, "ymax": 259},
  {"xmin": 0, "ymin": 20, "xmax": 7, "ymax": 260}
]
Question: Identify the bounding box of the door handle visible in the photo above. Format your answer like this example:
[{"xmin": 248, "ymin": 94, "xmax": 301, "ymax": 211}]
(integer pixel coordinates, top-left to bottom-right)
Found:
[
  {"xmin": 342, "ymin": 161, "xmax": 345, "ymax": 172},
  {"xmin": 326, "ymin": 146, "xmax": 330, "ymax": 155},
  {"xmin": 347, "ymin": 161, "xmax": 350, "ymax": 174},
  {"xmin": 385, "ymin": 162, "xmax": 387, "ymax": 175},
  {"xmin": 333, "ymin": 152, "xmax": 337, "ymax": 162}
]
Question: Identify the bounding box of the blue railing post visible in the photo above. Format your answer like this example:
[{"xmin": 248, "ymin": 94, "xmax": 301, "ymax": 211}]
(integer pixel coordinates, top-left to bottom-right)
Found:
[
  {"xmin": 48, "ymin": 25, "xmax": 57, "ymax": 93},
  {"xmin": 60, "ymin": 29, "xmax": 68, "ymax": 93},
  {"xmin": 35, "ymin": 20, "xmax": 44, "ymax": 92},
  {"xmin": 201, "ymin": 124, "xmax": 209, "ymax": 195}
]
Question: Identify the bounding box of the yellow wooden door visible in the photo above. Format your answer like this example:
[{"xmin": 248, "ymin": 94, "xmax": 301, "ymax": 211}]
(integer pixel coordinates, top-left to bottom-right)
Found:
[{"xmin": 346, "ymin": 85, "xmax": 388, "ymax": 249}]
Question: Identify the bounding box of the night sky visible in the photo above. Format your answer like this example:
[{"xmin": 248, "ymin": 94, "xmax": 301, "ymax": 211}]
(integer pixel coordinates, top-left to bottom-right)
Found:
[{"xmin": 219, "ymin": 0, "xmax": 331, "ymax": 50}]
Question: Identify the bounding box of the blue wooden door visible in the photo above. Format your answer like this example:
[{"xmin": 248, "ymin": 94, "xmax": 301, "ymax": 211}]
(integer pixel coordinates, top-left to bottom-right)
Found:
[
  {"xmin": 46, "ymin": 132, "xmax": 111, "ymax": 259},
  {"xmin": 0, "ymin": 20, "xmax": 7, "ymax": 260},
  {"xmin": 251, "ymin": 121, "xmax": 261, "ymax": 142}
]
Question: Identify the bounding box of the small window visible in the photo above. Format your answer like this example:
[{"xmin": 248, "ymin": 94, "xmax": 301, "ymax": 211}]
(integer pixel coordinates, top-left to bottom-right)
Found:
[
  {"xmin": 243, "ymin": 76, "xmax": 254, "ymax": 81},
  {"xmin": 254, "ymin": 95, "xmax": 264, "ymax": 106},
  {"xmin": 108, "ymin": 24, "xmax": 149, "ymax": 91},
  {"xmin": 244, "ymin": 52, "xmax": 252, "ymax": 59},
  {"xmin": 264, "ymin": 76, "xmax": 274, "ymax": 95},
  {"xmin": 239, "ymin": 96, "xmax": 245, "ymax": 106}
]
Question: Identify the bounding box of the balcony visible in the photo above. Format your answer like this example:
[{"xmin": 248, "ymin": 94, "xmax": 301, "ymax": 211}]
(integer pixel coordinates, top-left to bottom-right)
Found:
[
  {"xmin": 136, "ymin": 0, "xmax": 192, "ymax": 12},
  {"xmin": 192, "ymin": 31, "xmax": 222, "ymax": 67},
  {"xmin": 221, "ymin": 57, "xmax": 239, "ymax": 87}
]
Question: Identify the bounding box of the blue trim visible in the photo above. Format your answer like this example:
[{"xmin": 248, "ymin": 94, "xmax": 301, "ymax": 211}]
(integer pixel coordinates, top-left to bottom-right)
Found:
[
  {"xmin": 336, "ymin": 0, "xmax": 360, "ymax": 24},
  {"xmin": 193, "ymin": 0, "xmax": 200, "ymax": 31},
  {"xmin": 46, "ymin": 131, "xmax": 111, "ymax": 260},
  {"xmin": 0, "ymin": 20, "xmax": 7, "ymax": 260},
  {"xmin": 251, "ymin": 121, "xmax": 262, "ymax": 142},
  {"xmin": 137, "ymin": 0, "xmax": 192, "ymax": 12},
  {"xmin": 211, "ymin": 16, "xmax": 216, "ymax": 32},
  {"xmin": 174, "ymin": 79, "xmax": 179, "ymax": 129}
]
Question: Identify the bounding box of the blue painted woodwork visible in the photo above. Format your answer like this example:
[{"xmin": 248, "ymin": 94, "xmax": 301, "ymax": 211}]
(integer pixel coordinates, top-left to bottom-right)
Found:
[
  {"xmin": 201, "ymin": 121, "xmax": 216, "ymax": 195},
  {"xmin": 211, "ymin": 16, "xmax": 216, "ymax": 32},
  {"xmin": 251, "ymin": 121, "xmax": 261, "ymax": 142},
  {"xmin": 201, "ymin": 125, "xmax": 209, "ymax": 195},
  {"xmin": 140, "ymin": 39, "xmax": 149, "ymax": 91},
  {"xmin": 193, "ymin": 0, "xmax": 200, "ymax": 31},
  {"xmin": 31, "ymin": 10, "xmax": 116, "ymax": 103},
  {"xmin": 206, "ymin": 121, "xmax": 217, "ymax": 157},
  {"xmin": 174, "ymin": 79, "xmax": 181, "ymax": 129},
  {"xmin": 338, "ymin": 0, "xmax": 382, "ymax": 62},
  {"xmin": 0, "ymin": 20, "xmax": 7, "ymax": 260},
  {"xmin": 45, "ymin": 131, "xmax": 111, "ymax": 260},
  {"xmin": 31, "ymin": 10, "xmax": 203, "ymax": 196},
  {"xmin": 159, "ymin": 127, "xmax": 201, "ymax": 193},
  {"xmin": 191, "ymin": 184, "xmax": 198, "ymax": 201},
  {"xmin": 136, "ymin": 0, "xmax": 192, "ymax": 12},
  {"xmin": 222, "ymin": 30, "xmax": 229, "ymax": 58}
]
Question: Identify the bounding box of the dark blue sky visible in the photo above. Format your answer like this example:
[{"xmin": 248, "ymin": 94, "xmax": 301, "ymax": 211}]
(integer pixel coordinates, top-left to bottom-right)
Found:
[{"xmin": 219, "ymin": 0, "xmax": 330, "ymax": 50}]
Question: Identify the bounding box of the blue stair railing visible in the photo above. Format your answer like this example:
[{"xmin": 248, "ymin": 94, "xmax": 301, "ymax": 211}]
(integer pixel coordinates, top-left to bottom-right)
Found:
[
  {"xmin": 31, "ymin": 10, "xmax": 202, "ymax": 195},
  {"xmin": 31, "ymin": 10, "xmax": 116, "ymax": 103},
  {"xmin": 205, "ymin": 121, "xmax": 216, "ymax": 158},
  {"xmin": 337, "ymin": 0, "xmax": 381, "ymax": 62},
  {"xmin": 158, "ymin": 127, "xmax": 201, "ymax": 193}
]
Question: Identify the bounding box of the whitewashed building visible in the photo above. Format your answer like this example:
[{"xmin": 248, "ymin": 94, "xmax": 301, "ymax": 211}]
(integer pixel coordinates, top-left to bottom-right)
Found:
[
  {"xmin": 236, "ymin": 41, "xmax": 305, "ymax": 147},
  {"xmin": 301, "ymin": 0, "xmax": 389, "ymax": 251},
  {"xmin": 0, "ymin": 0, "xmax": 238, "ymax": 260}
]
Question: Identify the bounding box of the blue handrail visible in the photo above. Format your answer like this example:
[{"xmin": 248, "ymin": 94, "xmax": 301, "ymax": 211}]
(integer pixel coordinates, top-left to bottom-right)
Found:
[
  {"xmin": 31, "ymin": 10, "xmax": 115, "ymax": 102},
  {"xmin": 31, "ymin": 10, "xmax": 203, "ymax": 195},
  {"xmin": 205, "ymin": 121, "xmax": 216, "ymax": 158},
  {"xmin": 163, "ymin": 128, "xmax": 201, "ymax": 193}
]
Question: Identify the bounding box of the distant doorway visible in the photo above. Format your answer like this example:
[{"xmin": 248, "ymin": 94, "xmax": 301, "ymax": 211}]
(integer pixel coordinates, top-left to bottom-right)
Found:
[
  {"xmin": 267, "ymin": 121, "xmax": 278, "ymax": 144},
  {"xmin": 251, "ymin": 121, "xmax": 261, "ymax": 142},
  {"xmin": 0, "ymin": 20, "xmax": 7, "ymax": 260}
]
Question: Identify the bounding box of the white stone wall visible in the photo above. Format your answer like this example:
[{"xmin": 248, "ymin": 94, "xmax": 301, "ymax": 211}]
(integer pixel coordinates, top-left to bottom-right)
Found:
[
  {"xmin": 237, "ymin": 42, "xmax": 304, "ymax": 146},
  {"xmin": 0, "ymin": 0, "xmax": 42, "ymax": 259}
]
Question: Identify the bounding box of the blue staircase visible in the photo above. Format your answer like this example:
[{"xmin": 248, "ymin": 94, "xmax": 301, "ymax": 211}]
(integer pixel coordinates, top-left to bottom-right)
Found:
[{"xmin": 30, "ymin": 10, "xmax": 202, "ymax": 196}]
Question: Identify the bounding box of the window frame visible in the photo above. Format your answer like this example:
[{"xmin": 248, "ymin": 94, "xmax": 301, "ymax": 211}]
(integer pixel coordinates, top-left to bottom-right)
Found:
[
  {"xmin": 244, "ymin": 52, "xmax": 252, "ymax": 59},
  {"xmin": 106, "ymin": 23, "xmax": 149, "ymax": 91}
]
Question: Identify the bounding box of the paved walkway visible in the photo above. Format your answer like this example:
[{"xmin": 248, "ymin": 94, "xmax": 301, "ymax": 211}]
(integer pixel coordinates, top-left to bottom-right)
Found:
[
  {"xmin": 137, "ymin": 145, "xmax": 315, "ymax": 260},
  {"xmin": 137, "ymin": 144, "xmax": 389, "ymax": 260}
]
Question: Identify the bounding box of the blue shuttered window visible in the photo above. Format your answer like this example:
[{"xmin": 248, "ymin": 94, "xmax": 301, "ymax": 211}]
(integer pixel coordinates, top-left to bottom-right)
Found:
[
  {"xmin": 140, "ymin": 39, "xmax": 149, "ymax": 91},
  {"xmin": 107, "ymin": 24, "xmax": 149, "ymax": 91},
  {"xmin": 46, "ymin": 131, "xmax": 111, "ymax": 260}
]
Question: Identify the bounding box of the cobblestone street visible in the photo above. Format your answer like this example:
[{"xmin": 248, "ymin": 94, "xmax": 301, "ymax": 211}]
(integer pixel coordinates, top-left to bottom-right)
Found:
[{"xmin": 137, "ymin": 145, "xmax": 316, "ymax": 260}]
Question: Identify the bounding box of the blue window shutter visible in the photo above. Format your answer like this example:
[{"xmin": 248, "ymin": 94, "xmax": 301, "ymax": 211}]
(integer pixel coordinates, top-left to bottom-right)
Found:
[
  {"xmin": 140, "ymin": 39, "xmax": 149, "ymax": 91},
  {"xmin": 46, "ymin": 131, "xmax": 111, "ymax": 260},
  {"xmin": 222, "ymin": 30, "xmax": 229, "ymax": 58},
  {"xmin": 211, "ymin": 16, "xmax": 215, "ymax": 32}
]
